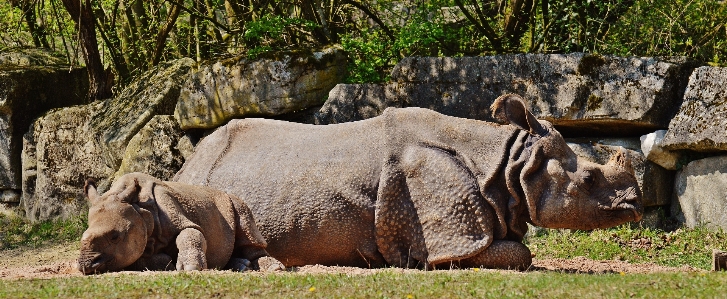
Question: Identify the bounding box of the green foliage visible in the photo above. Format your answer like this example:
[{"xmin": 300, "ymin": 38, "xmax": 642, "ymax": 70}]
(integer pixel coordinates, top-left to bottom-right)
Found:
[
  {"xmin": 0, "ymin": 213, "xmax": 87, "ymax": 250},
  {"xmin": 604, "ymin": 0, "xmax": 727, "ymax": 65},
  {"xmin": 2, "ymin": 269, "xmax": 727, "ymax": 298},
  {"xmin": 526, "ymin": 225, "xmax": 727, "ymax": 270},
  {"xmin": 243, "ymin": 15, "xmax": 319, "ymax": 59},
  {"xmin": 4, "ymin": 0, "xmax": 727, "ymax": 85}
]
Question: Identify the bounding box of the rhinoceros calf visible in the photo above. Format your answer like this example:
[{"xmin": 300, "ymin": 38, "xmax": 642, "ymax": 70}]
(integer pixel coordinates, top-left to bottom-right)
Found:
[
  {"xmin": 174, "ymin": 94, "xmax": 643, "ymax": 270},
  {"xmin": 78, "ymin": 172, "xmax": 271, "ymax": 274}
]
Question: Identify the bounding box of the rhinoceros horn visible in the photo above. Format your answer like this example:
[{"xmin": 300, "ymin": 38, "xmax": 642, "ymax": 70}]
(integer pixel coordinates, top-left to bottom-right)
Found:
[{"xmin": 609, "ymin": 148, "xmax": 634, "ymax": 173}]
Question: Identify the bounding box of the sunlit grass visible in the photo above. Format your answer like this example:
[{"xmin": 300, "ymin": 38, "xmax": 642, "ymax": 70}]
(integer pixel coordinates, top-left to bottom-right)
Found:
[
  {"xmin": 1, "ymin": 270, "xmax": 726, "ymax": 298},
  {"xmin": 0, "ymin": 213, "xmax": 87, "ymax": 250},
  {"xmin": 526, "ymin": 224, "xmax": 727, "ymax": 270}
]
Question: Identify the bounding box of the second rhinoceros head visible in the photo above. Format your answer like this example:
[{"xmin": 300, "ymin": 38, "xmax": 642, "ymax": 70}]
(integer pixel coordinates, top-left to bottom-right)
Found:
[
  {"xmin": 492, "ymin": 94, "xmax": 643, "ymax": 230},
  {"xmin": 78, "ymin": 179, "xmax": 152, "ymax": 274}
]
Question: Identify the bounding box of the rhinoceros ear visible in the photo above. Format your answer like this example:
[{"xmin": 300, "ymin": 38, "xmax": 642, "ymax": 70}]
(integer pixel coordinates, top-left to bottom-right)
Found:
[
  {"xmin": 491, "ymin": 94, "xmax": 546, "ymax": 136},
  {"xmin": 117, "ymin": 178, "xmax": 141, "ymax": 204},
  {"xmin": 84, "ymin": 178, "xmax": 100, "ymax": 205}
]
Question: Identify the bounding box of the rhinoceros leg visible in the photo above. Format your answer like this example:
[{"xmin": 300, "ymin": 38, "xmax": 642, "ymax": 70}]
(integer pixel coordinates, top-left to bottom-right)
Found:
[
  {"xmin": 230, "ymin": 194, "xmax": 270, "ymax": 263},
  {"xmin": 176, "ymin": 228, "xmax": 208, "ymax": 271},
  {"xmin": 458, "ymin": 240, "xmax": 532, "ymax": 270},
  {"xmin": 375, "ymin": 145, "xmax": 495, "ymax": 269}
]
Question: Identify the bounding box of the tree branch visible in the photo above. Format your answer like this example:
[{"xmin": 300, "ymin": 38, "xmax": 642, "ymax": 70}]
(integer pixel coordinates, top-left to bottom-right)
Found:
[
  {"xmin": 164, "ymin": 0, "xmax": 232, "ymax": 32},
  {"xmin": 151, "ymin": 3, "xmax": 182, "ymax": 66},
  {"xmin": 454, "ymin": 0, "xmax": 503, "ymax": 52},
  {"xmin": 342, "ymin": 0, "xmax": 395, "ymax": 41}
]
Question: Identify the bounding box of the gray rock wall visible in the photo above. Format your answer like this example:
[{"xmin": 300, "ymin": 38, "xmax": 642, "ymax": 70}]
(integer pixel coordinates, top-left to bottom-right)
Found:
[
  {"xmin": 21, "ymin": 58, "xmax": 194, "ymax": 221},
  {"xmin": 113, "ymin": 115, "xmax": 193, "ymax": 182},
  {"xmin": 0, "ymin": 49, "xmax": 89, "ymax": 205},
  {"xmin": 672, "ymin": 156, "xmax": 727, "ymax": 230},
  {"xmin": 9, "ymin": 49, "xmax": 727, "ymax": 230},
  {"xmin": 317, "ymin": 54, "xmax": 698, "ymax": 137},
  {"xmin": 662, "ymin": 67, "xmax": 727, "ymax": 151},
  {"xmin": 175, "ymin": 47, "xmax": 347, "ymax": 130}
]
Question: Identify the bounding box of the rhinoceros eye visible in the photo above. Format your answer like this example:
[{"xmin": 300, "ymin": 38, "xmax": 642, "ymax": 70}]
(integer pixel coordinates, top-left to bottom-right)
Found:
[
  {"xmin": 108, "ymin": 230, "xmax": 121, "ymax": 243},
  {"xmin": 581, "ymin": 170, "xmax": 596, "ymax": 190}
]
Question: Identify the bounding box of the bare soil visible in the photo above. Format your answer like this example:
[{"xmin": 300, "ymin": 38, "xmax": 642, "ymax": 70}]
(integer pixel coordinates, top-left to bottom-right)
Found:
[{"xmin": 0, "ymin": 243, "xmax": 700, "ymax": 280}]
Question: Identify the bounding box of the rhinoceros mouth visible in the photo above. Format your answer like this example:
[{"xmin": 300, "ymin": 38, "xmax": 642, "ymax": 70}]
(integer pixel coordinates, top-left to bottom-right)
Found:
[{"xmin": 79, "ymin": 253, "xmax": 114, "ymax": 274}]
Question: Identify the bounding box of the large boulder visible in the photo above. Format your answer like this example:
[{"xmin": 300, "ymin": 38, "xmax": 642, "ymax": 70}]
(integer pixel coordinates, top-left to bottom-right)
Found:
[
  {"xmin": 672, "ymin": 156, "xmax": 727, "ymax": 230},
  {"xmin": 112, "ymin": 115, "xmax": 194, "ymax": 182},
  {"xmin": 567, "ymin": 138, "xmax": 674, "ymax": 207},
  {"xmin": 21, "ymin": 58, "xmax": 195, "ymax": 221},
  {"xmin": 0, "ymin": 48, "xmax": 89, "ymax": 204},
  {"xmin": 662, "ymin": 67, "xmax": 727, "ymax": 151},
  {"xmin": 317, "ymin": 54, "xmax": 698, "ymax": 136},
  {"xmin": 175, "ymin": 47, "xmax": 347, "ymax": 129}
]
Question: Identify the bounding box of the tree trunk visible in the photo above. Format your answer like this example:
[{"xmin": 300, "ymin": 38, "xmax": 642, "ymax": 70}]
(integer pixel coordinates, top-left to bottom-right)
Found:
[
  {"xmin": 10, "ymin": 0, "xmax": 50, "ymax": 48},
  {"xmin": 61, "ymin": 0, "xmax": 112, "ymax": 100}
]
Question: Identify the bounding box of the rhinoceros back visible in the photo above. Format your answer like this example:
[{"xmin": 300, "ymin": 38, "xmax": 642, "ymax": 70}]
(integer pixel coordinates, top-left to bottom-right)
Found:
[{"xmin": 175, "ymin": 117, "xmax": 389, "ymax": 267}]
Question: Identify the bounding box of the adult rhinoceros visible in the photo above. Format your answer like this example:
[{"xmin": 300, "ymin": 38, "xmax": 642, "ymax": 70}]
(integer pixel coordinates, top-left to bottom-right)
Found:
[{"xmin": 174, "ymin": 93, "xmax": 643, "ymax": 270}]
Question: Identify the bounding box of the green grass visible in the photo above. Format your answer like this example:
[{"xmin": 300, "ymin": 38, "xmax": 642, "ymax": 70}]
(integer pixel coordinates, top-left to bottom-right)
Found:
[
  {"xmin": 1, "ymin": 270, "xmax": 726, "ymax": 298},
  {"xmin": 525, "ymin": 225, "xmax": 727, "ymax": 270},
  {"xmin": 2, "ymin": 215, "xmax": 727, "ymax": 298},
  {"xmin": 0, "ymin": 213, "xmax": 87, "ymax": 250}
]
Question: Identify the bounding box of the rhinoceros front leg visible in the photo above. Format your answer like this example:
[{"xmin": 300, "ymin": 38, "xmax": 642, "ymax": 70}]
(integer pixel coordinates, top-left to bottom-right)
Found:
[
  {"xmin": 176, "ymin": 228, "xmax": 208, "ymax": 271},
  {"xmin": 459, "ymin": 240, "xmax": 532, "ymax": 270}
]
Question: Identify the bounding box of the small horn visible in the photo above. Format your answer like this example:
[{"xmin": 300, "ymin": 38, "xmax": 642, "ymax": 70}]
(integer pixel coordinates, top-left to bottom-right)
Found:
[
  {"xmin": 609, "ymin": 148, "xmax": 633, "ymax": 172},
  {"xmin": 117, "ymin": 178, "xmax": 141, "ymax": 203},
  {"xmin": 84, "ymin": 178, "xmax": 99, "ymax": 204}
]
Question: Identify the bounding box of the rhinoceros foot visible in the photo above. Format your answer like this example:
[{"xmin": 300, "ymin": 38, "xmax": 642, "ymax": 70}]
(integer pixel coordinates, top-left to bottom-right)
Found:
[{"xmin": 226, "ymin": 258, "xmax": 252, "ymax": 271}]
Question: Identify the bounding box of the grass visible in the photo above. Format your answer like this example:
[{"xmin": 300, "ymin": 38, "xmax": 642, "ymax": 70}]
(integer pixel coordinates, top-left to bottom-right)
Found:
[
  {"xmin": 0, "ymin": 212, "xmax": 87, "ymax": 250},
  {"xmin": 1, "ymin": 270, "xmax": 726, "ymax": 298},
  {"xmin": 2, "ymin": 214, "xmax": 727, "ymax": 298},
  {"xmin": 525, "ymin": 224, "xmax": 727, "ymax": 270}
]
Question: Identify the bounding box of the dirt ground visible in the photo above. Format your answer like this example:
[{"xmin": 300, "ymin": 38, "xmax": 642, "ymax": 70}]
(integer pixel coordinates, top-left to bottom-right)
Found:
[{"xmin": 0, "ymin": 242, "xmax": 699, "ymax": 280}]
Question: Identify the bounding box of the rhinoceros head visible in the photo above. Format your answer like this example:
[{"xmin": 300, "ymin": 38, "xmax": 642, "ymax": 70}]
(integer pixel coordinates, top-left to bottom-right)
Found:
[
  {"xmin": 492, "ymin": 94, "xmax": 643, "ymax": 230},
  {"xmin": 78, "ymin": 177, "xmax": 153, "ymax": 274}
]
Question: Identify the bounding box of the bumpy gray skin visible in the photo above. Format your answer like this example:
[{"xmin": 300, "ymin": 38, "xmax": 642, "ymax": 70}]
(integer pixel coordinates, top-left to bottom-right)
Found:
[
  {"xmin": 78, "ymin": 172, "xmax": 270, "ymax": 274},
  {"xmin": 174, "ymin": 94, "xmax": 643, "ymax": 270}
]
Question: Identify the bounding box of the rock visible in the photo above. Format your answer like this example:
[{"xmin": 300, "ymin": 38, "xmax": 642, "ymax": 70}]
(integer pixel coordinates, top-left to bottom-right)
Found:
[
  {"xmin": 113, "ymin": 115, "xmax": 191, "ymax": 182},
  {"xmin": 0, "ymin": 47, "xmax": 67, "ymax": 66},
  {"xmin": 0, "ymin": 48, "xmax": 89, "ymax": 198},
  {"xmin": 633, "ymin": 206, "xmax": 667, "ymax": 229},
  {"xmin": 662, "ymin": 67, "xmax": 727, "ymax": 151},
  {"xmin": 317, "ymin": 54, "xmax": 698, "ymax": 136},
  {"xmin": 672, "ymin": 156, "xmax": 727, "ymax": 230},
  {"xmin": 21, "ymin": 58, "xmax": 195, "ymax": 221},
  {"xmin": 22, "ymin": 104, "xmax": 112, "ymax": 221},
  {"xmin": 567, "ymin": 138, "xmax": 674, "ymax": 207},
  {"xmin": 175, "ymin": 47, "xmax": 346, "ymax": 129},
  {"xmin": 641, "ymin": 130, "xmax": 681, "ymax": 170},
  {"xmin": 0, "ymin": 189, "xmax": 19, "ymax": 203},
  {"xmin": 314, "ymin": 84, "xmax": 403, "ymax": 124},
  {"xmin": 256, "ymin": 256, "xmax": 286, "ymax": 272}
]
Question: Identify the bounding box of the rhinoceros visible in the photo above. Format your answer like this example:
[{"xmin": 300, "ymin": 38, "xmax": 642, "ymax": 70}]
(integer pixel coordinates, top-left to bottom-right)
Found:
[
  {"xmin": 78, "ymin": 172, "xmax": 271, "ymax": 274},
  {"xmin": 174, "ymin": 94, "xmax": 643, "ymax": 270}
]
